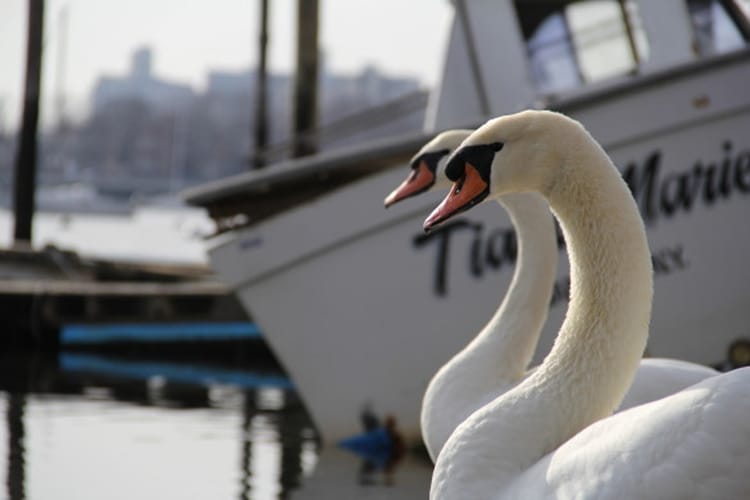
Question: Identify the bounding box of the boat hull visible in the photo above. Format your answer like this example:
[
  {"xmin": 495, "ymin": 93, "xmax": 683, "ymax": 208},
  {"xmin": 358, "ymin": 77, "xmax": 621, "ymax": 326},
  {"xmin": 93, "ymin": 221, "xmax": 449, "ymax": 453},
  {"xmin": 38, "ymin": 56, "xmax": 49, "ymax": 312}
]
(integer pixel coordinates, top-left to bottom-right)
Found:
[{"xmin": 209, "ymin": 58, "xmax": 750, "ymax": 445}]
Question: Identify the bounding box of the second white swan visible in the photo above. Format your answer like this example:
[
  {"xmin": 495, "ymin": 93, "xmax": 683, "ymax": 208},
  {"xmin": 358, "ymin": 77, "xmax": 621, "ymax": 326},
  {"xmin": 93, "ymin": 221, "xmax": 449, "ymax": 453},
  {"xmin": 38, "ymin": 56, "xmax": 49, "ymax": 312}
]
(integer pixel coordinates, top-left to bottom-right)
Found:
[
  {"xmin": 423, "ymin": 110, "xmax": 750, "ymax": 499},
  {"xmin": 386, "ymin": 129, "xmax": 717, "ymax": 462}
]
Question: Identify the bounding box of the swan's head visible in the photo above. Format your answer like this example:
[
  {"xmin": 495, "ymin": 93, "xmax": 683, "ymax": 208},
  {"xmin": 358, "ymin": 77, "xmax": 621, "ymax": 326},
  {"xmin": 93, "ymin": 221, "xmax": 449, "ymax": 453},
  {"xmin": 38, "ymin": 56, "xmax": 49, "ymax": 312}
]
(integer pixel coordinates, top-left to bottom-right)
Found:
[
  {"xmin": 424, "ymin": 110, "xmax": 567, "ymax": 230},
  {"xmin": 384, "ymin": 129, "xmax": 473, "ymax": 207}
]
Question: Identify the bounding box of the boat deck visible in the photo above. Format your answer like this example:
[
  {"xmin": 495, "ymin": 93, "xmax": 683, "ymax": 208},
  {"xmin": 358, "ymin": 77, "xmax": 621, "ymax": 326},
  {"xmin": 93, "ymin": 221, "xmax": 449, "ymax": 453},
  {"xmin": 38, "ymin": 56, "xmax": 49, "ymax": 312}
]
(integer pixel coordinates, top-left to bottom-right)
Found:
[{"xmin": 183, "ymin": 129, "xmax": 433, "ymax": 233}]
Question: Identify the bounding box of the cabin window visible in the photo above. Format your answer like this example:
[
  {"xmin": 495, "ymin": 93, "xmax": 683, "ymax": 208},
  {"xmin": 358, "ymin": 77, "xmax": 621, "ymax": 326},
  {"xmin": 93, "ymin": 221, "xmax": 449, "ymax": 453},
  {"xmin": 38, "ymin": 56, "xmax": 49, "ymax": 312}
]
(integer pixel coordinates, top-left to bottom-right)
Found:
[
  {"xmin": 514, "ymin": 0, "xmax": 648, "ymax": 94},
  {"xmin": 686, "ymin": 0, "xmax": 750, "ymax": 56}
]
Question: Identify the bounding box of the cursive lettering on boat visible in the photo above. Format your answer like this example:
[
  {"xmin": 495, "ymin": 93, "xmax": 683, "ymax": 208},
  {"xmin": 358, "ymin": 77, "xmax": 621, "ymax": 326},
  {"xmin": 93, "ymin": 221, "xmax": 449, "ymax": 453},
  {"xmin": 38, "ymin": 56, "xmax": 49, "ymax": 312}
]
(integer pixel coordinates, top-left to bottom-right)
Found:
[
  {"xmin": 413, "ymin": 219, "xmax": 566, "ymax": 297},
  {"xmin": 623, "ymin": 141, "xmax": 750, "ymax": 224},
  {"xmin": 413, "ymin": 143, "xmax": 747, "ymax": 296},
  {"xmin": 415, "ymin": 214, "xmax": 691, "ymax": 297},
  {"xmin": 413, "ymin": 219, "xmax": 517, "ymax": 296}
]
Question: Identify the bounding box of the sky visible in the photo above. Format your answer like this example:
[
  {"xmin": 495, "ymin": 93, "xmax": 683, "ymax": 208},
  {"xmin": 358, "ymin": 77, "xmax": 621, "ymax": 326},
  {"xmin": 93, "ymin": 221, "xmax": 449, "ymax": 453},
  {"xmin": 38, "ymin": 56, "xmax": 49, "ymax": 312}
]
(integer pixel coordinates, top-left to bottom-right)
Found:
[{"xmin": 0, "ymin": 0, "xmax": 454, "ymax": 129}]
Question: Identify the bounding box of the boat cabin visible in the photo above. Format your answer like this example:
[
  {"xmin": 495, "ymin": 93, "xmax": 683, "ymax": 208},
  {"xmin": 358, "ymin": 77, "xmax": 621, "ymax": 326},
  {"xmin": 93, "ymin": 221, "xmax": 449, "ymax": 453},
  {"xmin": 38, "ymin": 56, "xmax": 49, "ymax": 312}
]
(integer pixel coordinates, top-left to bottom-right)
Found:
[{"xmin": 429, "ymin": 0, "xmax": 750, "ymax": 128}]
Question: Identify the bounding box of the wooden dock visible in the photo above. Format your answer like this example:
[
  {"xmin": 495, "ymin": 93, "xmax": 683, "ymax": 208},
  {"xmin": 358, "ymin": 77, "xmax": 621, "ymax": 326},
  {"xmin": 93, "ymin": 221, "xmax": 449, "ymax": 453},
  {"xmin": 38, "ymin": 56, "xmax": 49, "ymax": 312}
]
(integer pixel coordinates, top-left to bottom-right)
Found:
[{"xmin": 0, "ymin": 245, "xmax": 248, "ymax": 350}]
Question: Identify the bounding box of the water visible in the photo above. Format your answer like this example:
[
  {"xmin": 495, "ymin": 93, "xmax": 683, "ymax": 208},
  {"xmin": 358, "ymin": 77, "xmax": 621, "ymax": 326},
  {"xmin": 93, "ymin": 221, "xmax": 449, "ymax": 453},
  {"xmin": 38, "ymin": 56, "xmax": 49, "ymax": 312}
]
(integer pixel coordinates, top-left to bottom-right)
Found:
[
  {"xmin": 0, "ymin": 205, "xmax": 214, "ymax": 265},
  {"xmin": 0, "ymin": 348, "xmax": 433, "ymax": 500}
]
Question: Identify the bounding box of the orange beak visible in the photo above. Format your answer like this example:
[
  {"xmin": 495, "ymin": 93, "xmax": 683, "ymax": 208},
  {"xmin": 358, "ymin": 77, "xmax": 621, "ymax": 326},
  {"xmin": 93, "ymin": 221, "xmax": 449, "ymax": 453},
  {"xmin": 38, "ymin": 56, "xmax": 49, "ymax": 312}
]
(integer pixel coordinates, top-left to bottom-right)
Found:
[
  {"xmin": 384, "ymin": 161, "xmax": 435, "ymax": 208},
  {"xmin": 423, "ymin": 162, "xmax": 489, "ymax": 231}
]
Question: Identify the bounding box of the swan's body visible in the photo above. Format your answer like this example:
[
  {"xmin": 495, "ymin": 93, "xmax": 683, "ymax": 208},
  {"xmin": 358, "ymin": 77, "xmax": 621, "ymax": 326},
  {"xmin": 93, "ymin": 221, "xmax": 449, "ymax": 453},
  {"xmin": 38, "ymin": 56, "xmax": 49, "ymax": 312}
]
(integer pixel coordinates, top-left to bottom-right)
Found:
[
  {"xmin": 423, "ymin": 111, "xmax": 750, "ymax": 499},
  {"xmin": 504, "ymin": 370, "xmax": 750, "ymax": 499},
  {"xmin": 387, "ymin": 129, "xmax": 717, "ymax": 462}
]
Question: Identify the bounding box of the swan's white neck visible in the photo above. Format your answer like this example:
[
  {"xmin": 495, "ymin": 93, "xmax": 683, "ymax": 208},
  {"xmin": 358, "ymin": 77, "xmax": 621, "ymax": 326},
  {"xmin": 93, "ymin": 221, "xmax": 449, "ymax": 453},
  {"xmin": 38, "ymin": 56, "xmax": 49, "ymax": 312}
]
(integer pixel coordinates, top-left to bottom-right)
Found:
[
  {"xmin": 420, "ymin": 192, "xmax": 557, "ymax": 460},
  {"xmin": 469, "ymin": 193, "xmax": 557, "ymax": 377},
  {"xmin": 431, "ymin": 125, "xmax": 653, "ymax": 499}
]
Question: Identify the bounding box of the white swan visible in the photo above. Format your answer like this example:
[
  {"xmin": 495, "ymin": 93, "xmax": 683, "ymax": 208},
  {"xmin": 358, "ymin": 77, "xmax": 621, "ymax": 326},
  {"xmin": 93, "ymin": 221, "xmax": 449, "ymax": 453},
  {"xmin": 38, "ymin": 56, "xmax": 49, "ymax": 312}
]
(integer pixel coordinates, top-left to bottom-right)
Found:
[
  {"xmin": 385, "ymin": 129, "xmax": 717, "ymax": 462},
  {"xmin": 387, "ymin": 130, "xmax": 559, "ymax": 462},
  {"xmin": 422, "ymin": 110, "xmax": 750, "ymax": 499}
]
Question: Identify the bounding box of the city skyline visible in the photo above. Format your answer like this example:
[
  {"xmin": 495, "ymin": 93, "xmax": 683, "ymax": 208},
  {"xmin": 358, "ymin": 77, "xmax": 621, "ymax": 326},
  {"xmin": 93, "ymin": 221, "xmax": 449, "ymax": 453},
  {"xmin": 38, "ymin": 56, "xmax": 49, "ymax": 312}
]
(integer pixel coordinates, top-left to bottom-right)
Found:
[
  {"xmin": 0, "ymin": 40, "xmax": 428, "ymax": 210},
  {"xmin": 0, "ymin": 0, "xmax": 453, "ymax": 130}
]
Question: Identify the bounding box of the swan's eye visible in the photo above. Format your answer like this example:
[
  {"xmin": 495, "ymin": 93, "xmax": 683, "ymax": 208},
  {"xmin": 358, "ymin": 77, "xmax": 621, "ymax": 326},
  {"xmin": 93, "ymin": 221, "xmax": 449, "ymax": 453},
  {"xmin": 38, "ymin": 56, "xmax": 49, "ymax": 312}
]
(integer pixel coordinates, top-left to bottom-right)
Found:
[{"xmin": 453, "ymin": 177, "xmax": 466, "ymax": 195}]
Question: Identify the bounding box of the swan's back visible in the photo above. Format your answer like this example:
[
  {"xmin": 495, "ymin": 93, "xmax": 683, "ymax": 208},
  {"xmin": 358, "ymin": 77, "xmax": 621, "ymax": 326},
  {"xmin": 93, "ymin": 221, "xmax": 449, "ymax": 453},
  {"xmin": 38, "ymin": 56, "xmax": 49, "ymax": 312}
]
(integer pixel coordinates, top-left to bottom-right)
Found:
[
  {"xmin": 618, "ymin": 358, "xmax": 718, "ymax": 411},
  {"xmin": 504, "ymin": 367, "xmax": 750, "ymax": 500}
]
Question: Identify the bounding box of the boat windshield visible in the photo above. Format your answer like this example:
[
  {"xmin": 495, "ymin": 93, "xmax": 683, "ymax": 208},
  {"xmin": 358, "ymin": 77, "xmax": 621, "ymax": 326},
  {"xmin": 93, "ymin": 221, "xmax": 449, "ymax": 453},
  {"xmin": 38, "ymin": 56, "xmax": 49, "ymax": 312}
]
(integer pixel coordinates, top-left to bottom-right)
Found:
[
  {"xmin": 514, "ymin": 0, "xmax": 648, "ymax": 94},
  {"xmin": 687, "ymin": 0, "xmax": 750, "ymax": 56},
  {"xmin": 514, "ymin": 0, "xmax": 750, "ymax": 95}
]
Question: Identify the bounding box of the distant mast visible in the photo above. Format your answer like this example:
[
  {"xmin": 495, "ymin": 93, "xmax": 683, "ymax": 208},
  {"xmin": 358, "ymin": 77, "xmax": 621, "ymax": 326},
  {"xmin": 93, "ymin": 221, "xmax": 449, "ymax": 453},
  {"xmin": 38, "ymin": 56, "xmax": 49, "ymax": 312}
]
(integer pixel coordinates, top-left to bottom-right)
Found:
[
  {"xmin": 13, "ymin": 0, "xmax": 45, "ymax": 244},
  {"xmin": 253, "ymin": 0, "xmax": 270, "ymax": 169},
  {"xmin": 55, "ymin": 2, "xmax": 70, "ymax": 131}
]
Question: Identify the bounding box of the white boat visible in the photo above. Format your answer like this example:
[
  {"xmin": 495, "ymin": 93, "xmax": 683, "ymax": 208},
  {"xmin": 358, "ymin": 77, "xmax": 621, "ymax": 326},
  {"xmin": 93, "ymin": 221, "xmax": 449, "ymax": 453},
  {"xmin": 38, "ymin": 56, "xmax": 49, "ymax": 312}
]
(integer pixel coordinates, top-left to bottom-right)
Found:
[{"xmin": 185, "ymin": 0, "xmax": 750, "ymax": 446}]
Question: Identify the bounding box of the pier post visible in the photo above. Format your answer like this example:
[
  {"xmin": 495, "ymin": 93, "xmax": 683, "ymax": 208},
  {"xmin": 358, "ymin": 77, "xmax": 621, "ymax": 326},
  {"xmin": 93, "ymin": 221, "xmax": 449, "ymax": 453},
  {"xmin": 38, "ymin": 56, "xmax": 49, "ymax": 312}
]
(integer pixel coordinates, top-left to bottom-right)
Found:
[
  {"xmin": 292, "ymin": 0, "xmax": 319, "ymax": 158},
  {"xmin": 13, "ymin": 0, "xmax": 45, "ymax": 243}
]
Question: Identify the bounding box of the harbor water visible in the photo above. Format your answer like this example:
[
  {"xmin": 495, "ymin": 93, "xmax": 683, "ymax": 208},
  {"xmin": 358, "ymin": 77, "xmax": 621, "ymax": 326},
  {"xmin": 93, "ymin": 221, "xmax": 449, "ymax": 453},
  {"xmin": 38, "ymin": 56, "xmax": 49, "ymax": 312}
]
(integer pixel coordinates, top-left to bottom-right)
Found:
[
  {"xmin": 0, "ymin": 205, "xmax": 214, "ymax": 266},
  {"xmin": 0, "ymin": 346, "xmax": 433, "ymax": 500},
  {"xmin": 0, "ymin": 348, "xmax": 316, "ymax": 500}
]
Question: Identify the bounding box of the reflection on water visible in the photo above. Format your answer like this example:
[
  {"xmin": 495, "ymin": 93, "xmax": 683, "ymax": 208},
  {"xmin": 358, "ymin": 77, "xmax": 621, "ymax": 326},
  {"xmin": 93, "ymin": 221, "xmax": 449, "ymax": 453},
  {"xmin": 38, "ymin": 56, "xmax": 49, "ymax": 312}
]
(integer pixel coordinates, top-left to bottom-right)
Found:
[
  {"xmin": 0, "ymin": 349, "xmax": 316, "ymax": 500},
  {"xmin": 5, "ymin": 394, "xmax": 24, "ymax": 500},
  {"xmin": 291, "ymin": 447, "xmax": 432, "ymax": 500},
  {"xmin": 0, "ymin": 348, "xmax": 433, "ymax": 499}
]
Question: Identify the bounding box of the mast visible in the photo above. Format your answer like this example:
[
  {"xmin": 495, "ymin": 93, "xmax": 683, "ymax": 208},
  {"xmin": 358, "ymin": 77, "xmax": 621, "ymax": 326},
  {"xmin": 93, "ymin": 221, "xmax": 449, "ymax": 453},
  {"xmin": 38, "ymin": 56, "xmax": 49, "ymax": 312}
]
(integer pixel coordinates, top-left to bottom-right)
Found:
[{"xmin": 253, "ymin": 0, "xmax": 270, "ymax": 169}]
